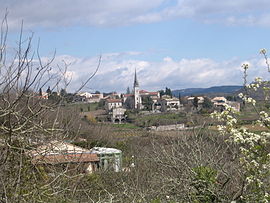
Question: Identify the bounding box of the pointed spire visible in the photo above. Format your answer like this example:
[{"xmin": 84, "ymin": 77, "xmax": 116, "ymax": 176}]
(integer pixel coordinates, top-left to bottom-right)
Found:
[{"xmin": 134, "ymin": 69, "xmax": 139, "ymax": 87}]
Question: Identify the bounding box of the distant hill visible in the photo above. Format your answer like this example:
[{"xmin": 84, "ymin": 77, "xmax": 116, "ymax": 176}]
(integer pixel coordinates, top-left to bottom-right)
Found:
[{"xmin": 172, "ymin": 85, "xmax": 243, "ymax": 97}]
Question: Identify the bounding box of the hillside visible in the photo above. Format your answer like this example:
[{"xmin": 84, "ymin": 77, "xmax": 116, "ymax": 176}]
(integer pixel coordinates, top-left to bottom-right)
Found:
[{"xmin": 172, "ymin": 85, "xmax": 243, "ymax": 97}]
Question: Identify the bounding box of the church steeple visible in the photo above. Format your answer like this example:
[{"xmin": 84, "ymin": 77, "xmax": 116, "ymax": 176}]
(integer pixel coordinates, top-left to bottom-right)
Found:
[
  {"xmin": 134, "ymin": 69, "xmax": 139, "ymax": 87},
  {"xmin": 133, "ymin": 69, "xmax": 141, "ymax": 109}
]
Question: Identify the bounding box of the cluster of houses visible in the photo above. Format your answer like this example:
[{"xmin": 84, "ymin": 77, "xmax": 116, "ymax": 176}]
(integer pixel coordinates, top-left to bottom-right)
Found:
[
  {"xmin": 74, "ymin": 70, "xmax": 240, "ymax": 123},
  {"xmin": 39, "ymin": 70, "xmax": 241, "ymax": 123},
  {"xmin": 187, "ymin": 96, "xmax": 240, "ymax": 112}
]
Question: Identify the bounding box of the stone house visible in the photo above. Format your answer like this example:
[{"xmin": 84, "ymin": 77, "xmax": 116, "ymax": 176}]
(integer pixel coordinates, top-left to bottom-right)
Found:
[
  {"xmin": 105, "ymin": 99, "xmax": 123, "ymax": 111},
  {"xmin": 29, "ymin": 141, "xmax": 123, "ymax": 173},
  {"xmin": 29, "ymin": 141, "xmax": 99, "ymax": 173},
  {"xmin": 160, "ymin": 95, "xmax": 182, "ymax": 112}
]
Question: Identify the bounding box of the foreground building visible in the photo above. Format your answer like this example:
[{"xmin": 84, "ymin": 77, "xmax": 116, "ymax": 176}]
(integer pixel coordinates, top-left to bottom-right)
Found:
[{"xmin": 29, "ymin": 141, "xmax": 122, "ymax": 173}]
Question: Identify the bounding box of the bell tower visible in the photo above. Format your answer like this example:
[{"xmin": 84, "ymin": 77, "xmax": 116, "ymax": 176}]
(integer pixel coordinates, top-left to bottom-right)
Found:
[{"xmin": 133, "ymin": 69, "xmax": 141, "ymax": 109}]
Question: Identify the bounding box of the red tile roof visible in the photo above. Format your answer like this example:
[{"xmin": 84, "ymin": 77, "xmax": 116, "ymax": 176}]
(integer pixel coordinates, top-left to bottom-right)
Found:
[
  {"xmin": 123, "ymin": 94, "xmax": 133, "ymax": 97},
  {"xmin": 32, "ymin": 153, "xmax": 99, "ymax": 164},
  {"xmin": 106, "ymin": 99, "xmax": 122, "ymax": 103}
]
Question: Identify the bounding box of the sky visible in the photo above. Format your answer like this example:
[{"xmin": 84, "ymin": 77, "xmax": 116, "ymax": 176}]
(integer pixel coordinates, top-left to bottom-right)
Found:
[{"xmin": 2, "ymin": 0, "xmax": 270, "ymax": 92}]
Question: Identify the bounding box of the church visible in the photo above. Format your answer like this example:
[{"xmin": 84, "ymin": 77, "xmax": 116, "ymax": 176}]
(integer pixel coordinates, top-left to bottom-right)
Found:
[{"xmin": 122, "ymin": 70, "xmax": 160, "ymax": 110}]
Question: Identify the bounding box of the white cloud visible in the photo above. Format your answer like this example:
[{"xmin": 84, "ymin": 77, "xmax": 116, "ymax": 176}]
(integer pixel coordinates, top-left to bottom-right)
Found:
[
  {"xmin": 2, "ymin": 0, "xmax": 270, "ymax": 29},
  {"xmin": 45, "ymin": 52, "xmax": 270, "ymax": 92}
]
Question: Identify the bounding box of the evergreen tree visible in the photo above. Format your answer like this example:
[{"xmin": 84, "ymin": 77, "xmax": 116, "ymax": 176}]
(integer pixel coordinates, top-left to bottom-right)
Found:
[
  {"xmin": 126, "ymin": 87, "xmax": 131, "ymax": 94},
  {"xmin": 39, "ymin": 88, "xmax": 42, "ymax": 96},
  {"xmin": 193, "ymin": 96, "xmax": 199, "ymax": 109},
  {"xmin": 202, "ymin": 97, "xmax": 213, "ymax": 109},
  {"xmin": 159, "ymin": 90, "xmax": 165, "ymax": 97},
  {"xmin": 165, "ymin": 87, "xmax": 172, "ymax": 97},
  {"xmin": 60, "ymin": 88, "xmax": 67, "ymax": 97},
  {"xmin": 46, "ymin": 86, "xmax": 52, "ymax": 96}
]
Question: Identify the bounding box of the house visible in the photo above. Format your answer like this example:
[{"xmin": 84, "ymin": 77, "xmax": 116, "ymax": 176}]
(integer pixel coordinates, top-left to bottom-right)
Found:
[
  {"xmin": 105, "ymin": 99, "xmax": 123, "ymax": 111},
  {"xmin": 187, "ymin": 96, "xmax": 205, "ymax": 105},
  {"xmin": 76, "ymin": 92, "xmax": 103, "ymax": 103},
  {"xmin": 186, "ymin": 96, "xmax": 205, "ymax": 110},
  {"xmin": 29, "ymin": 141, "xmax": 99, "ymax": 173},
  {"xmin": 110, "ymin": 107, "xmax": 126, "ymax": 123},
  {"xmin": 139, "ymin": 90, "xmax": 160, "ymax": 103},
  {"xmin": 160, "ymin": 95, "xmax": 182, "ymax": 112},
  {"xmin": 211, "ymin": 97, "xmax": 227, "ymax": 107},
  {"xmin": 211, "ymin": 96, "xmax": 240, "ymax": 111},
  {"xmin": 90, "ymin": 147, "xmax": 122, "ymax": 172},
  {"xmin": 227, "ymin": 101, "xmax": 241, "ymax": 111},
  {"xmin": 29, "ymin": 141, "xmax": 123, "ymax": 173}
]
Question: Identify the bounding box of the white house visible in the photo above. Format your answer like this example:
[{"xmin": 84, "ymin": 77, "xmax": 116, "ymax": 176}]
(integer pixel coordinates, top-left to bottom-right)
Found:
[
  {"xmin": 105, "ymin": 99, "xmax": 123, "ymax": 111},
  {"xmin": 77, "ymin": 92, "xmax": 103, "ymax": 103},
  {"xmin": 160, "ymin": 95, "xmax": 182, "ymax": 112}
]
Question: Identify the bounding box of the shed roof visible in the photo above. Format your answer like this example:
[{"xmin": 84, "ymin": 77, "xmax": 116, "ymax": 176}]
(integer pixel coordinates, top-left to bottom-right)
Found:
[
  {"xmin": 90, "ymin": 147, "xmax": 122, "ymax": 154},
  {"xmin": 32, "ymin": 153, "xmax": 99, "ymax": 164}
]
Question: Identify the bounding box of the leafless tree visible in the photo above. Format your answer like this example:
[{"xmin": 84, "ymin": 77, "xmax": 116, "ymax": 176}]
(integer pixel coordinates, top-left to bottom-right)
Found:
[{"xmin": 0, "ymin": 13, "xmax": 102, "ymax": 202}]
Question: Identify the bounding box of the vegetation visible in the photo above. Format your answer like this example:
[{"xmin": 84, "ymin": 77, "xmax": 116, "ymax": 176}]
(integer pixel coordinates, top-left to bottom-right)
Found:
[
  {"xmin": 69, "ymin": 102, "xmax": 99, "ymax": 112},
  {"xmin": 1, "ymin": 14, "xmax": 269, "ymax": 203},
  {"xmin": 131, "ymin": 112, "xmax": 187, "ymax": 127}
]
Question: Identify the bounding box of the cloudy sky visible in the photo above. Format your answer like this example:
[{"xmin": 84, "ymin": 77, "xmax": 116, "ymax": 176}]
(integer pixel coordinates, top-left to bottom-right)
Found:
[{"xmin": 2, "ymin": 0, "xmax": 270, "ymax": 92}]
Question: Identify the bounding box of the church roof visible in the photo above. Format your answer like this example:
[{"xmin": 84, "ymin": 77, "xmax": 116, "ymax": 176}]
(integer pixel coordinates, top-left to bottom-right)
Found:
[
  {"xmin": 139, "ymin": 90, "xmax": 159, "ymax": 96},
  {"xmin": 123, "ymin": 94, "xmax": 134, "ymax": 97},
  {"xmin": 134, "ymin": 69, "xmax": 139, "ymax": 87}
]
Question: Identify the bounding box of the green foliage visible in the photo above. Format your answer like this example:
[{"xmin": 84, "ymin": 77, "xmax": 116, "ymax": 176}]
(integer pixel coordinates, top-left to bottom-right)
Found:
[
  {"xmin": 126, "ymin": 86, "xmax": 131, "ymax": 94},
  {"xmin": 70, "ymin": 102, "xmax": 99, "ymax": 112},
  {"xmin": 202, "ymin": 97, "xmax": 213, "ymax": 109},
  {"xmin": 115, "ymin": 141, "xmax": 129, "ymax": 153},
  {"xmin": 73, "ymin": 140, "xmax": 108, "ymax": 149},
  {"xmin": 165, "ymin": 87, "xmax": 172, "ymax": 97},
  {"xmin": 150, "ymin": 198, "xmax": 161, "ymax": 203},
  {"xmin": 142, "ymin": 96, "xmax": 154, "ymax": 110},
  {"xmin": 226, "ymin": 95, "xmax": 237, "ymax": 101},
  {"xmin": 191, "ymin": 166, "xmax": 219, "ymax": 203},
  {"xmin": 159, "ymin": 89, "xmax": 165, "ymax": 97},
  {"xmin": 193, "ymin": 96, "xmax": 199, "ymax": 109},
  {"xmin": 133, "ymin": 112, "xmax": 187, "ymax": 127}
]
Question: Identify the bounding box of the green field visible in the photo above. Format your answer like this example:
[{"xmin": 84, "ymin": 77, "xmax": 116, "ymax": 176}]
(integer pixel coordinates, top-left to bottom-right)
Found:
[{"xmin": 68, "ymin": 102, "xmax": 99, "ymax": 112}]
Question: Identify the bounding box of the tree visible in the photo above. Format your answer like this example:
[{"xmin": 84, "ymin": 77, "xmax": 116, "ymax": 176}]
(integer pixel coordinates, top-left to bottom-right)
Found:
[
  {"xmin": 159, "ymin": 89, "xmax": 165, "ymax": 97},
  {"xmin": 193, "ymin": 96, "xmax": 199, "ymax": 109},
  {"xmin": 212, "ymin": 49, "xmax": 270, "ymax": 202},
  {"xmin": 165, "ymin": 87, "xmax": 172, "ymax": 97},
  {"xmin": 60, "ymin": 88, "xmax": 67, "ymax": 97},
  {"xmin": 126, "ymin": 87, "xmax": 131, "ymax": 94},
  {"xmin": 202, "ymin": 97, "xmax": 213, "ymax": 109},
  {"xmin": 38, "ymin": 88, "xmax": 42, "ymax": 96},
  {"xmin": 142, "ymin": 96, "xmax": 153, "ymax": 110},
  {"xmin": 0, "ymin": 14, "xmax": 100, "ymax": 202}
]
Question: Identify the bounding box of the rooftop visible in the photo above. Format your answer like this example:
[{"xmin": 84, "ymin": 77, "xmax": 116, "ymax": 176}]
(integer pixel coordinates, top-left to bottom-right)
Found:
[{"xmin": 90, "ymin": 147, "xmax": 122, "ymax": 154}]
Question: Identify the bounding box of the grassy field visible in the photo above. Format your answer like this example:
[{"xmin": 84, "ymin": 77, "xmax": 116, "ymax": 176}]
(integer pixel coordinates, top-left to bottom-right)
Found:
[
  {"xmin": 129, "ymin": 112, "xmax": 187, "ymax": 127},
  {"xmin": 112, "ymin": 123, "xmax": 141, "ymax": 130},
  {"xmin": 68, "ymin": 102, "xmax": 99, "ymax": 112}
]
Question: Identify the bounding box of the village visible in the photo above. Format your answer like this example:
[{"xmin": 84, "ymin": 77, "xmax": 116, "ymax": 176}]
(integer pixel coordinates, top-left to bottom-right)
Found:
[
  {"xmin": 27, "ymin": 70, "xmax": 243, "ymax": 176},
  {"xmin": 73, "ymin": 70, "xmax": 241, "ymax": 126}
]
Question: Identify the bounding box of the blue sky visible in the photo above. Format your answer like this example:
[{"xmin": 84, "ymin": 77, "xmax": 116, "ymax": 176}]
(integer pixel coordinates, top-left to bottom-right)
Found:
[{"xmin": 2, "ymin": 0, "xmax": 270, "ymax": 92}]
